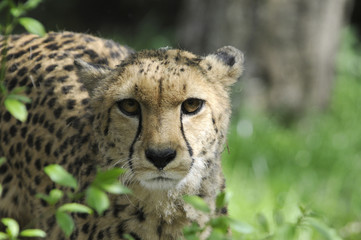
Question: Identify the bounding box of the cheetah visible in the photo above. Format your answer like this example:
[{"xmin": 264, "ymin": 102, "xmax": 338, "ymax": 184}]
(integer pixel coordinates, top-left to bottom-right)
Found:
[{"xmin": 0, "ymin": 32, "xmax": 244, "ymax": 239}]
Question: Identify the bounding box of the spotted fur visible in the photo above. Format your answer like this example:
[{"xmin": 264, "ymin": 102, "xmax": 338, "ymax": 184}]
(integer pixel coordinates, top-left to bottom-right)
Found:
[{"xmin": 0, "ymin": 32, "xmax": 243, "ymax": 239}]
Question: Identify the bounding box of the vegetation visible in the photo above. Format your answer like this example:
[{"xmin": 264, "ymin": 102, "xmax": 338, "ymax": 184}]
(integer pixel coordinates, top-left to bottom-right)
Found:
[
  {"xmin": 1, "ymin": 0, "xmax": 360, "ymax": 238},
  {"xmin": 223, "ymin": 28, "xmax": 361, "ymax": 239}
]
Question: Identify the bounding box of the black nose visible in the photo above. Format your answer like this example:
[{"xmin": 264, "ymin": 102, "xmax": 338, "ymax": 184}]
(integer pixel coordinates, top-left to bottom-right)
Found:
[{"xmin": 145, "ymin": 148, "xmax": 177, "ymax": 170}]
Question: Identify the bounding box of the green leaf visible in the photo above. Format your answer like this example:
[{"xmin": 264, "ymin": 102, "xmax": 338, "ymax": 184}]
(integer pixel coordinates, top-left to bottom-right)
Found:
[
  {"xmin": 10, "ymin": 7, "xmax": 25, "ymax": 18},
  {"xmin": 1, "ymin": 218, "xmax": 19, "ymax": 237},
  {"xmin": 93, "ymin": 168, "xmax": 126, "ymax": 186},
  {"xmin": 0, "ymin": 232, "xmax": 7, "ymax": 240},
  {"xmin": 19, "ymin": 17, "xmax": 46, "ymax": 36},
  {"xmin": 256, "ymin": 213, "xmax": 269, "ymax": 233},
  {"xmin": 24, "ymin": 0, "xmax": 43, "ymax": 10},
  {"xmin": 208, "ymin": 229, "xmax": 227, "ymax": 240},
  {"xmin": 101, "ymin": 183, "xmax": 132, "ymax": 195},
  {"xmin": 123, "ymin": 234, "xmax": 136, "ymax": 240},
  {"xmin": 183, "ymin": 195, "xmax": 210, "ymax": 213},
  {"xmin": 183, "ymin": 222, "xmax": 202, "ymax": 239},
  {"xmin": 58, "ymin": 203, "xmax": 93, "ymax": 214},
  {"xmin": 10, "ymin": 87, "xmax": 27, "ymax": 95},
  {"xmin": 215, "ymin": 192, "xmax": 230, "ymax": 210},
  {"xmin": 36, "ymin": 189, "xmax": 63, "ymax": 205},
  {"xmin": 86, "ymin": 186, "xmax": 109, "ymax": 215},
  {"xmin": 209, "ymin": 216, "xmax": 229, "ymax": 233},
  {"xmin": 44, "ymin": 164, "xmax": 78, "ymax": 189},
  {"xmin": 307, "ymin": 217, "xmax": 342, "ymax": 240},
  {"xmin": 4, "ymin": 98, "xmax": 28, "ymax": 122},
  {"xmin": 7, "ymin": 94, "xmax": 31, "ymax": 103},
  {"xmin": 20, "ymin": 229, "xmax": 46, "ymax": 238},
  {"xmin": 55, "ymin": 211, "xmax": 74, "ymax": 237},
  {"xmin": 228, "ymin": 218, "xmax": 253, "ymax": 234},
  {"xmin": 0, "ymin": 157, "xmax": 5, "ymax": 166}
]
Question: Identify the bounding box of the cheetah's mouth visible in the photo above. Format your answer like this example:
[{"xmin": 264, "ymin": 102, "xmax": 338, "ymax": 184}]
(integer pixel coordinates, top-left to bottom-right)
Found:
[{"xmin": 151, "ymin": 176, "xmax": 174, "ymax": 181}]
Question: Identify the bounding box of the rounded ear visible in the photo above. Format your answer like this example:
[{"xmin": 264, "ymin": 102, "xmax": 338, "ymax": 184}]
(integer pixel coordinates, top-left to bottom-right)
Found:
[
  {"xmin": 74, "ymin": 59, "xmax": 113, "ymax": 96},
  {"xmin": 203, "ymin": 46, "xmax": 244, "ymax": 86}
]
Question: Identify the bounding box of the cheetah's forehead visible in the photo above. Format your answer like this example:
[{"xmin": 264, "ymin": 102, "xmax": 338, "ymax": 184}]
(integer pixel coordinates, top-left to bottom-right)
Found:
[{"xmin": 113, "ymin": 50, "xmax": 211, "ymax": 107}]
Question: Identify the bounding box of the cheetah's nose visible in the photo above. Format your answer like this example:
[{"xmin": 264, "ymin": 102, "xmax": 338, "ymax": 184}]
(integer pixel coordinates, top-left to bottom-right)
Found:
[{"xmin": 145, "ymin": 148, "xmax": 177, "ymax": 170}]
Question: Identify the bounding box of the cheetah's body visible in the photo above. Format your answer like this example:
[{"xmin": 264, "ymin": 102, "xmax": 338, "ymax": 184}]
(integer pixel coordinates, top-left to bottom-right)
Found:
[{"xmin": 0, "ymin": 32, "xmax": 243, "ymax": 239}]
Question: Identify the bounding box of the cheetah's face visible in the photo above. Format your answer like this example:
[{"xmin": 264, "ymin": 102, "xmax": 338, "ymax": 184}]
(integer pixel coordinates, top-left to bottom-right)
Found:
[{"xmin": 76, "ymin": 46, "xmax": 243, "ymax": 190}]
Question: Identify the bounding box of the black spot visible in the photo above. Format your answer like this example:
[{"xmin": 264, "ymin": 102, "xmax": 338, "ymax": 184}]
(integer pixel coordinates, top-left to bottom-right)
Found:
[
  {"xmin": 7, "ymin": 77, "xmax": 18, "ymax": 91},
  {"xmin": 8, "ymin": 63, "xmax": 18, "ymax": 73},
  {"xmin": 39, "ymin": 113, "xmax": 45, "ymax": 124},
  {"xmin": 27, "ymin": 133, "xmax": 34, "ymax": 147},
  {"xmin": 110, "ymin": 51, "xmax": 120, "ymax": 59},
  {"xmin": 45, "ymin": 142, "xmax": 52, "ymax": 156},
  {"xmin": 53, "ymin": 107, "xmax": 63, "ymax": 118},
  {"xmin": 57, "ymin": 76, "xmax": 68, "ymax": 83},
  {"xmin": 96, "ymin": 58, "xmax": 109, "ymax": 65},
  {"xmin": 44, "ymin": 76, "xmax": 56, "ymax": 87},
  {"xmin": 97, "ymin": 230, "xmax": 104, "ymax": 240},
  {"xmin": 48, "ymin": 53, "xmax": 57, "ymax": 58},
  {"xmin": 32, "ymin": 113, "xmax": 39, "ymax": 124},
  {"xmin": 63, "ymin": 65, "xmax": 74, "ymax": 71},
  {"xmin": 28, "ymin": 51, "xmax": 40, "ymax": 60},
  {"xmin": 45, "ymin": 64, "xmax": 57, "ymax": 72},
  {"xmin": 35, "ymin": 136, "xmax": 42, "ymax": 151},
  {"xmin": 116, "ymin": 222, "xmax": 126, "ymax": 238},
  {"xmin": 17, "ymin": 67, "xmax": 28, "ymax": 77},
  {"xmin": 3, "ymin": 112, "xmax": 11, "ymax": 122},
  {"xmin": 66, "ymin": 100, "xmax": 76, "ymax": 110},
  {"xmin": 25, "ymin": 150, "xmax": 32, "ymax": 163},
  {"xmin": 47, "ymin": 123, "xmax": 55, "ymax": 133},
  {"xmin": 34, "ymin": 158, "xmax": 41, "ymax": 171},
  {"xmin": 133, "ymin": 207, "xmax": 146, "ymax": 222},
  {"xmin": 84, "ymin": 49, "xmax": 99, "ymax": 59},
  {"xmin": 130, "ymin": 232, "xmax": 141, "ymax": 240},
  {"xmin": 0, "ymin": 164, "xmax": 8, "ymax": 174},
  {"xmin": 42, "ymin": 36, "xmax": 55, "ymax": 43},
  {"xmin": 9, "ymin": 125, "xmax": 17, "ymax": 137},
  {"xmin": 113, "ymin": 204, "xmax": 128, "ymax": 217},
  {"xmin": 6, "ymin": 50, "xmax": 26, "ymax": 60},
  {"xmin": 47, "ymin": 97, "xmax": 56, "ymax": 108},
  {"xmin": 2, "ymin": 174, "xmax": 13, "ymax": 184},
  {"xmin": 56, "ymin": 128, "xmax": 63, "ymax": 139},
  {"xmin": 215, "ymin": 51, "xmax": 236, "ymax": 66},
  {"xmin": 45, "ymin": 43, "xmax": 59, "ymax": 51},
  {"xmin": 35, "ymin": 55, "xmax": 44, "ymax": 62},
  {"xmin": 20, "ymin": 127, "xmax": 28, "ymax": 138},
  {"xmin": 62, "ymin": 85, "xmax": 74, "ymax": 94},
  {"xmin": 9, "ymin": 145, "xmax": 15, "ymax": 157},
  {"xmin": 62, "ymin": 33, "xmax": 74, "ymax": 38},
  {"xmin": 62, "ymin": 39, "xmax": 74, "ymax": 45},
  {"xmin": 16, "ymin": 142, "xmax": 22, "ymax": 153},
  {"xmin": 81, "ymin": 98, "xmax": 89, "ymax": 105},
  {"xmin": 157, "ymin": 224, "xmax": 162, "ymax": 237},
  {"xmin": 34, "ymin": 175, "xmax": 41, "ymax": 185},
  {"xmin": 30, "ymin": 63, "xmax": 42, "ymax": 74}
]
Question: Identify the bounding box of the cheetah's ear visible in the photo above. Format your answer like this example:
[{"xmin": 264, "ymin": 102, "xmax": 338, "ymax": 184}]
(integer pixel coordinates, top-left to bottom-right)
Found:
[
  {"xmin": 74, "ymin": 59, "xmax": 112, "ymax": 97},
  {"xmin": 203, "ymin": 46, "xmax": 244, "ymax": 87}
]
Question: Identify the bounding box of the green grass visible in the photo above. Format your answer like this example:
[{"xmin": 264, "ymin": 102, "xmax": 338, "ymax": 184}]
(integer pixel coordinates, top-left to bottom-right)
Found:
[{"xmin": 223, "ymin": 28, "xmax": 361, "ymax": 240}]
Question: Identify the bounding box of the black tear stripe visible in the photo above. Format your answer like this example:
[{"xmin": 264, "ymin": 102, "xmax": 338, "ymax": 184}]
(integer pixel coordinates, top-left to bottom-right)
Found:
[
  {"xmin": 180, "ymin": 113, "xmax": 194, "ymax": 167},
  {"xmin": 104, "ymin": 108, "xmax": 112, "ymax": 136},
  {"xmin": 127, "ymin": 112, "xmax": 142, "ymax": 172}
]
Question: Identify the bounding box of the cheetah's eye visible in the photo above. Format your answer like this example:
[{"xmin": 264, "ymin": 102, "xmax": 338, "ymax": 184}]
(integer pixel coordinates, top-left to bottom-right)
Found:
[
  {"xmin": 117, "ymin": 99, "xmax": 140, "ymax": 117},
  {"xmin": 181, "ymin": 98, "xmax": 204, "ymax": 115}
]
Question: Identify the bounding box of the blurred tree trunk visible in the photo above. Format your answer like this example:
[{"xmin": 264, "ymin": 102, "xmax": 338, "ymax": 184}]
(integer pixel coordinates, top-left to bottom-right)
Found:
[{"xmin": 177, "ymin": 0, "xmax": 353, "ymax": 121}]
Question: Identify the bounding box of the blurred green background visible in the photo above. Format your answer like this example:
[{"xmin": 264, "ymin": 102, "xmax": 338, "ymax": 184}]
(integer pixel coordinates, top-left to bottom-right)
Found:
[{"xmin": 6, "ymin": 0, "xmax": 361, "ymax": 239}]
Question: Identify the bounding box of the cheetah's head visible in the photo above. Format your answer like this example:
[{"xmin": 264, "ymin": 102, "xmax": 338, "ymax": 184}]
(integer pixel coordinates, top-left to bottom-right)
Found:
[{"xmin": 75, "ymin": 46, "xmax": 243, "ymax": 191}]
